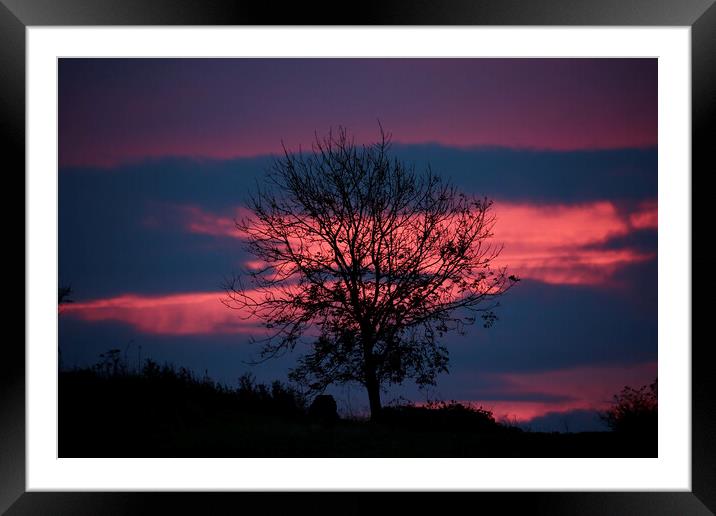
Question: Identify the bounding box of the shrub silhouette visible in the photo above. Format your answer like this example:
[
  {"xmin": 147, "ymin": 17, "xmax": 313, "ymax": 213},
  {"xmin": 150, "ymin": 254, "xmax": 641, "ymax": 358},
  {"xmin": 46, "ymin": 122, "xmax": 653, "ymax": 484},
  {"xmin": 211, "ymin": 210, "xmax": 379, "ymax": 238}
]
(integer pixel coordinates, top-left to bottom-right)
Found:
[
  {"xmin": 235, "ymin": 372, "xmax": 306, "ymax": 416},
  {"xmin": 381, "ymin": 400, "xmax": 508, "ymax": 434},
  {"xmin": 308, "ymin": 394, "xmax": 339, "ymax": 424},
  {"xmin": 64, "ymin": 351, "xmax": 306, "ymax": 426},
  {"xmin": 94, "ymin": 348, "xmax": 127, "ymax": 377},
  {"xmin": 601, "ymin": 379, "xmax": 657, "ymax": 436},
  {"xmin": 59, "ymin": 352, "xmax": 655, "ymax": 457}
]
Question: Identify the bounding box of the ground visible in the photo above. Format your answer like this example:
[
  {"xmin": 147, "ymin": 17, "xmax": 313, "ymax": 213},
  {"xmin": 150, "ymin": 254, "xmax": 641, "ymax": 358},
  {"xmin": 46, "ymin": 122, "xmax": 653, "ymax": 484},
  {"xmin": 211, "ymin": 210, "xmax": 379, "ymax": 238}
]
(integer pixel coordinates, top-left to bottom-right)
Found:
[{"xmin": 58, "ymin": 368, "xmax": 656, "ymax": 458}]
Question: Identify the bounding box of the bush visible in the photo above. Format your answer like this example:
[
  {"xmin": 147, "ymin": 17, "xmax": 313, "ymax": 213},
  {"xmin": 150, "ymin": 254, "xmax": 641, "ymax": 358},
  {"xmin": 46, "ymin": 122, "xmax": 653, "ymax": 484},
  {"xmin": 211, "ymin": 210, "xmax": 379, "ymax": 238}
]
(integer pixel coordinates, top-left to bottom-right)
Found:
[
  {"xmin": 308, "ymin": 394, "xmax": 339, "ymax": 424},
  {"xmin": 381, "ymin": 400, "xmax": 506, "ymax": 433},
  {"xmin": 601, "ymin": 379, "xmax": 657, "ymax": 435},
  {"xmin": 235, "ymin": 372, "xmax": 306, "ymax": 416},
  {"xmin": 67, "ymin": 351, "xmax": 307, "ymax": 422}
]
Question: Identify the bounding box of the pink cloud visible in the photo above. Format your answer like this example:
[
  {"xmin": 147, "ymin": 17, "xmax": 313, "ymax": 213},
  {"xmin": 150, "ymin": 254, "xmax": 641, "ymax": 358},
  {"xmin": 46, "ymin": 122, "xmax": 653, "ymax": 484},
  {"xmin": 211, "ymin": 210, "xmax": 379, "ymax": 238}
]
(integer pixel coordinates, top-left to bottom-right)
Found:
[
  {"xmin": 63, "ymin": 291, "xmax": 259, "ymax": 335},
  {"xmin": 628, "ymin": 200, "xmax": 658, "ymax": 230},
  {"xmin": 175, "ymin": 199, "xmax": 657, "ymax": 286},
  {"xmin": 446, "ymin": 361, "xmax": 657, "ymax": 423},
  {"xmin": 171, "ymin": 205, "xmax": 253, "ymax": 239},
  {"xmin": 495, "ymin": 201, "xmax": 629, "ymax": 246},
  {"xmin": 491, "ymin": 201, "xmax": 655, "ymax": 285}
]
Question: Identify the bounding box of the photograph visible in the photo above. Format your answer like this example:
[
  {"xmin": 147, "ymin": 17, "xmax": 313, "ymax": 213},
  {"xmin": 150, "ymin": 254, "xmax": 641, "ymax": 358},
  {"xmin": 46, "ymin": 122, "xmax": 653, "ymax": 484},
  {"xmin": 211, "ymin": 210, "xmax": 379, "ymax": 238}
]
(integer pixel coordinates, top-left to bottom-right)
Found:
[
  {"xmin": 4, "ymin": 0, "xmax": 710, "ymax": 510},
  {"xmin": 57, "ymin": 57, "xmax": 659, "ymax": 458}
]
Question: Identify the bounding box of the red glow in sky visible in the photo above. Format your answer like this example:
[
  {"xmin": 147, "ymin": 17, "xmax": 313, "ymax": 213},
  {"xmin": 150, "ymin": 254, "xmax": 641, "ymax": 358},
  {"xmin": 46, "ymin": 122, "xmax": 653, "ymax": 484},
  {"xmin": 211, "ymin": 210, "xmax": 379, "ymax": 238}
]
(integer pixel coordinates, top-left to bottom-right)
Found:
[
  {"xmin": 68, "ymin": 198, "xmax": 656, "ymax": 335},
  {"xmin": 409, "ymin": 361, "xmax": 658, "ymax": 423},
  {"xmin": 173, "ymin": 199, "xmax": 657, "ymax": 286},
  {"xmin": 63, "ymin": 292, "xmax": 259, "ymax": 335}
]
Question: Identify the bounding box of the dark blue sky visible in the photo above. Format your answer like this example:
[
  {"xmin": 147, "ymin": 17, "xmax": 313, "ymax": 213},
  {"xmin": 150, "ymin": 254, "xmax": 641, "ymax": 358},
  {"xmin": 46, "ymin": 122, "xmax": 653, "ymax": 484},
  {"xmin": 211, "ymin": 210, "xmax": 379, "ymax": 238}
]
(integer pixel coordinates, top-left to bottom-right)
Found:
[{"xmin": 58, "ymin": 58, "xmax": 657, "ymax": 429}]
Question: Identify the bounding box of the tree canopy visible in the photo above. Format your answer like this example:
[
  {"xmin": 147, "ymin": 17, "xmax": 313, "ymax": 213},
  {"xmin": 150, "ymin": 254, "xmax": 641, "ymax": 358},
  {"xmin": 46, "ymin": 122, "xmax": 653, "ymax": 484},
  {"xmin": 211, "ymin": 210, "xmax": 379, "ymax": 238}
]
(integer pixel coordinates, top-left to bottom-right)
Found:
[{"xmin": 224, "ymin": 127, "xmax": 517, "ymax": 419}]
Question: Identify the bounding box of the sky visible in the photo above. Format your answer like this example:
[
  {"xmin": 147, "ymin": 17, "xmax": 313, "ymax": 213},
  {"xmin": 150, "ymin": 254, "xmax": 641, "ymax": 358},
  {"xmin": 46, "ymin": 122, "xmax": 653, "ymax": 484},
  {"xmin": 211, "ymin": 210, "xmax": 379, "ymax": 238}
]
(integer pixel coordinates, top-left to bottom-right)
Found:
[{"xmin": 58, "ymin": 58, "xmax": 658, "ymax": 431}]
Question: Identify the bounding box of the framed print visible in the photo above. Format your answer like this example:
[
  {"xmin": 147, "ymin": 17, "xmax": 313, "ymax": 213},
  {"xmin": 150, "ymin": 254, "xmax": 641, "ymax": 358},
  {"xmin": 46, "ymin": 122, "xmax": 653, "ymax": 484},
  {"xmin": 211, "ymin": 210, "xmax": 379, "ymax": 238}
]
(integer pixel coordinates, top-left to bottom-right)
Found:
[{"xmin": 4, "ymin": 0, "xmax": 712, "ymax": 514}]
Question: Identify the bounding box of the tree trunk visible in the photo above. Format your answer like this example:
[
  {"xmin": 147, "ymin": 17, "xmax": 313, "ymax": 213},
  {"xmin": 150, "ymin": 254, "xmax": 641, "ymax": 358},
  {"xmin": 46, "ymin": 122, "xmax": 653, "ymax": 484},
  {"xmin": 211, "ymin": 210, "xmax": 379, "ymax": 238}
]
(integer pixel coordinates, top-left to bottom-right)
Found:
[
  {"xmin": 361, "ymin": 327, "xmax": 382, "ymax": 421},
  {"xmin": 365, "ymin": 368, "xmax": 382, "ymax": 421}
]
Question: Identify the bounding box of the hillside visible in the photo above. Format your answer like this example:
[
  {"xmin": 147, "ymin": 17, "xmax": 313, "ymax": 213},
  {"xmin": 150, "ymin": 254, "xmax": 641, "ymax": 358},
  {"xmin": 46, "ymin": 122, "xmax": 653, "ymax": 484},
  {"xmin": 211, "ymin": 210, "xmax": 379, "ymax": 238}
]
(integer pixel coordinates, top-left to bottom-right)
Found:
[{"xmin": 59, "ymin": 364, "xmax": 656, "ymax": 458}]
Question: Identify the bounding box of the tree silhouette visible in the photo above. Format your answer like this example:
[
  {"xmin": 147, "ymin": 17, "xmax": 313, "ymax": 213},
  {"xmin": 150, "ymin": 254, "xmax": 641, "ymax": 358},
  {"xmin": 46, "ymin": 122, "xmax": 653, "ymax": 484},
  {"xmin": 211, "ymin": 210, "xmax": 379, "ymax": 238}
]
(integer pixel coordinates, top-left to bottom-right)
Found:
[
  {"xmin": 601, "ymin": 379, "xmax": 658, "ymax": 435},
  {"xmin": 224, "ymin": 127, "xmax": 517, "ymax": 420}
]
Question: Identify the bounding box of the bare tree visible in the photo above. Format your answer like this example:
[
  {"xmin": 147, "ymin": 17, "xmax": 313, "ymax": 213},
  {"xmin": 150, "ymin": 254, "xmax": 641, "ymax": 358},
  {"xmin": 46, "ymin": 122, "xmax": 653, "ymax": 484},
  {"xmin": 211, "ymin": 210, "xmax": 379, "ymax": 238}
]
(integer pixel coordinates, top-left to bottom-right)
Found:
[{"xmin": 224, "ymin": 127, "xmax": 518, "ymax": 420}]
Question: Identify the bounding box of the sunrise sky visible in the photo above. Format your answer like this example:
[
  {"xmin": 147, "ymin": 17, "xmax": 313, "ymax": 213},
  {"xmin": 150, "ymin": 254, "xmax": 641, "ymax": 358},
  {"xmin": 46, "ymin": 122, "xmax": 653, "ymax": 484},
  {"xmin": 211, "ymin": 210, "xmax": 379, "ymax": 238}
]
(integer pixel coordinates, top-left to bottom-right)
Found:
[{"xmin": 58, "ymin": 58, "xmax": 657, "ymax": 431}]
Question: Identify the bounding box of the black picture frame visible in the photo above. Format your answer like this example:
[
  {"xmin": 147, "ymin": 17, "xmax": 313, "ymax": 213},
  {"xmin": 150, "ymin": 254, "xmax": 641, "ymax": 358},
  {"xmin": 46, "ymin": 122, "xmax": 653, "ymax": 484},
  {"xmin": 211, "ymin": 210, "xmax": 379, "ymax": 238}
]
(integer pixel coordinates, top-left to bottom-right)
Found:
[{"xmin": 3, "ymin": 1, "xmax": 711, "ymax": 514}]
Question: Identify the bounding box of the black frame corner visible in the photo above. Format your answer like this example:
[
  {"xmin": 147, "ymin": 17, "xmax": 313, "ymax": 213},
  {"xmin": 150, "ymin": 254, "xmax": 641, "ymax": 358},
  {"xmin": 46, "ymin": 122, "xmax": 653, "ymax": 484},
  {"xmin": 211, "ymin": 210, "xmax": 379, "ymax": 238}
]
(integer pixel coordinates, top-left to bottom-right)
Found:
[{"xmin": 4, "ymin": 1, "xmax": 712, "ymax": 514}]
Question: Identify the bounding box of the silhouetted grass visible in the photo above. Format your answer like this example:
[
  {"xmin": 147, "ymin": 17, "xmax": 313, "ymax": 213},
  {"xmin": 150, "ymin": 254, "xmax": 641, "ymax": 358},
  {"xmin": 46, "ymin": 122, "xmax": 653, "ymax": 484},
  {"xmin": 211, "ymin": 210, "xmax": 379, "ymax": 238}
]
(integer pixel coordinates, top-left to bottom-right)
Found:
[{"xmin": 59, "ymin": 359, "xmax": 656, "ymax": 458}]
